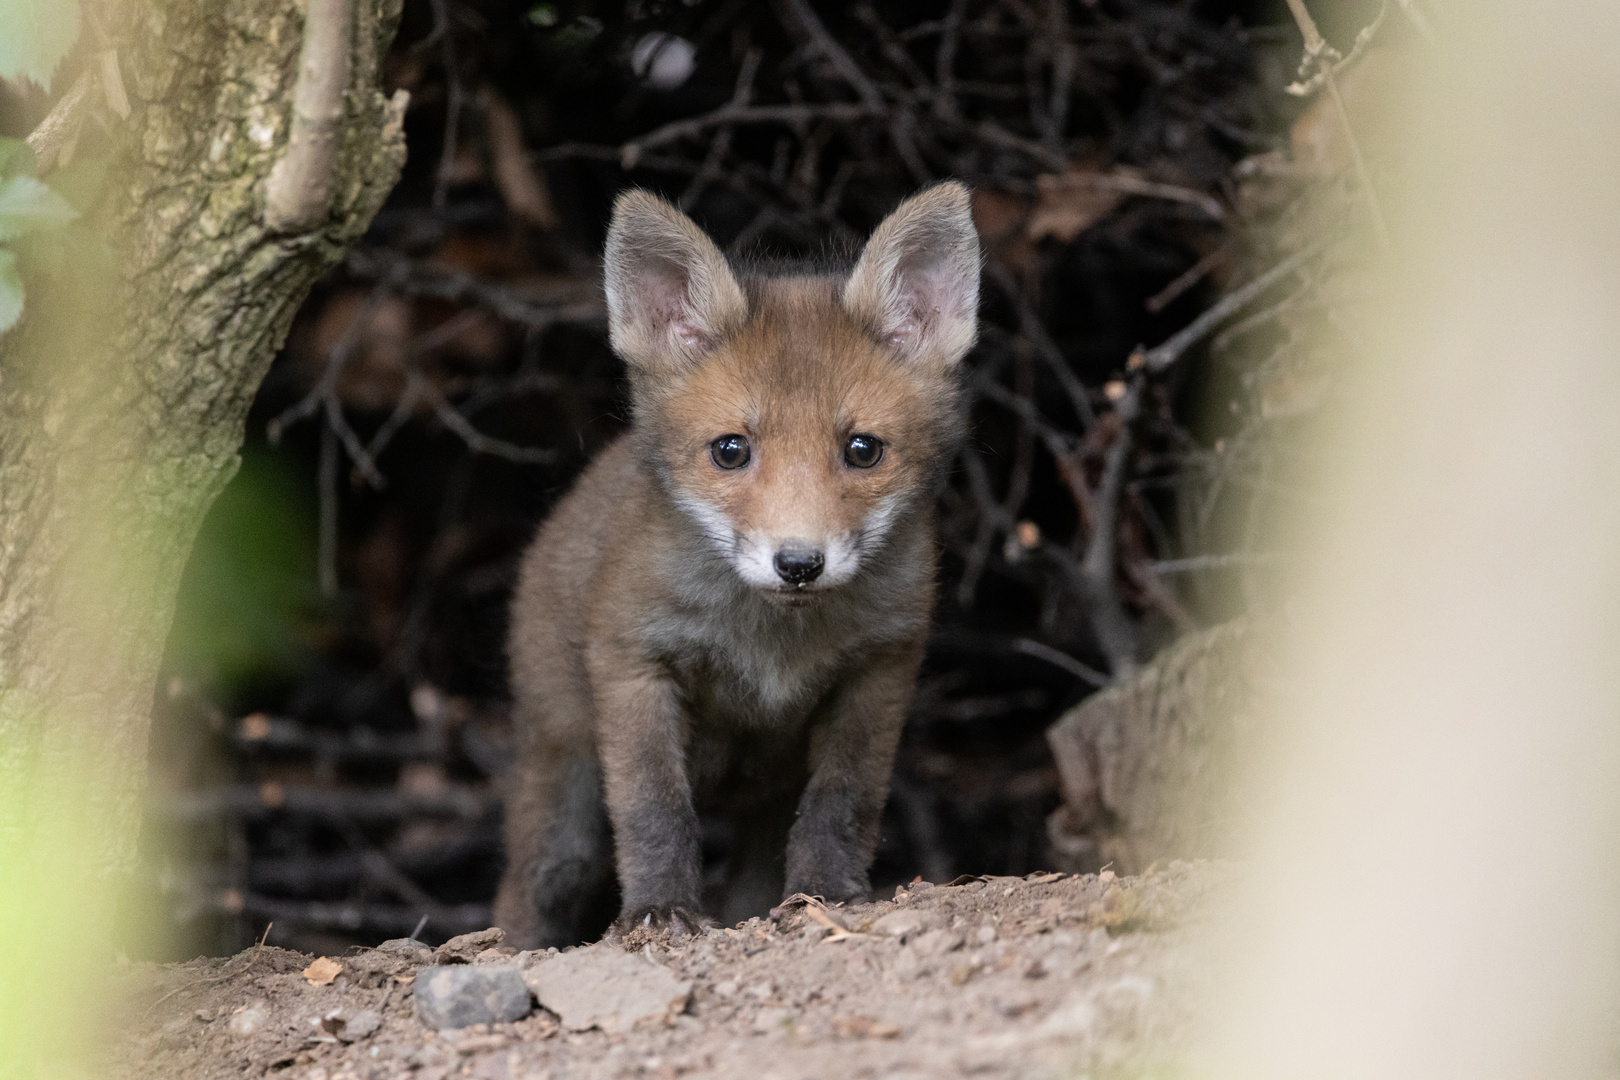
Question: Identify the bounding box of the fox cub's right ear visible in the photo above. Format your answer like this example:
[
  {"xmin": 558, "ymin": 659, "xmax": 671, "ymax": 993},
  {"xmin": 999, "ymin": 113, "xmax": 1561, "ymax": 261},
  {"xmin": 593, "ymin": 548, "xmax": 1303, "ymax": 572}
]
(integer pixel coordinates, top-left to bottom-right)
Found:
[{"xmin": 603, "ymin": 191, "xmax": 747, "ymax": 377}]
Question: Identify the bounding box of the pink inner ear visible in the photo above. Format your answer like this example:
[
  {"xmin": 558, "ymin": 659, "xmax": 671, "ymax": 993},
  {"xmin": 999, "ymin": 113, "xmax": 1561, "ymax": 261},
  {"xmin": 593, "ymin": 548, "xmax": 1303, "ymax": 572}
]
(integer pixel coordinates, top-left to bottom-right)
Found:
[
  {"xmin": 669, "ymin": 318, "xmax": 708, "ymax": 350},
  {"xmin": 890, "ymin": 263, "xmax": 954, "ymax": 346},
  {"xmin": 643, "ymin": 263, "xmax": 709, "ymax": 350},
  {"xmin": 889, "ymin": 288, "xmax": 929, "ymax": 346}
]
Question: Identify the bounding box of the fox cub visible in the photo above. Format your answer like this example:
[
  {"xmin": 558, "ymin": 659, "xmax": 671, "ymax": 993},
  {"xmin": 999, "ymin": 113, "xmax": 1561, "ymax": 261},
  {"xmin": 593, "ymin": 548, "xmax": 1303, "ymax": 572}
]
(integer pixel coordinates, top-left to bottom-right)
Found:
[{"xmin": 494, "ymin": 183, "xmax": 981, "ymax": 947}]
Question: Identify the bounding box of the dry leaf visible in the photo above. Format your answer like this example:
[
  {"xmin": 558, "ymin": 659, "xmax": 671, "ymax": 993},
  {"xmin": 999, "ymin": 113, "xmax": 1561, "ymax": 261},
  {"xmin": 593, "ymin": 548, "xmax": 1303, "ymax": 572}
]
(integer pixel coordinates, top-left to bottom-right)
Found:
[
  {"xmin": 479, "ymin": 86, "xmax": 558, "ymax": 229},
  {"xmin": 304, "ymin": 956, "xmax": 343, "ymax": 986},
  {"xmin": 970, "ymin": 187, "xmax": 1038, "ymax": 276},
  {"xmin": 1027, "ymin": 167, "xmax": 1126, "ymax": 243},
  {"xmin": 944, "ymin": 874, "xmax": 990, "ymax": 887},
  {"xmin": 831, "ymin": 1015, "xmax": 902, "ymax": 1039},
  {"xmin": 803, "ymin": 904, "xmax": 856, "ymax": 941}
]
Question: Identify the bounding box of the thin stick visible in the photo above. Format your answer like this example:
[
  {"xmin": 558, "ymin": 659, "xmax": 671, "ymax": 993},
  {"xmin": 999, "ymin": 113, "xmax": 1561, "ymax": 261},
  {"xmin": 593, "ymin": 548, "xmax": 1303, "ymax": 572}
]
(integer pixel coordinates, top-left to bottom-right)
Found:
[
  {"xmin": 777, "ymin": 0, "xmax": 931, "ymax": 182},
  {"xmin": 1138, "ymin": 243, "xmax": 1322, "ymax": 374},
  {"xmin": 427, "ymin": 0, "xmax": 464, "ymax": 212},
  {"xmin": 143, "ymin": 923, "xmax": 273, "ymax": 1019},
  {"xmin": 1146, "ymin": 248, "xmax": 1225, "ymax": 314},
  {"xmin": 1283, "ymin": 0, "xmax": 1390, "ymax": 248},
  {"xmin": 932, "ymin": 0, "xmax": 968, "ymax": 123},
  {"xmin": 317, "ymin": 423, "xmax": 339, "ymax": 598},
  {"xmin": 1285, "ymin": 1, "xmax": 1389, "ymax": 96},
  {"xmin": 1078, "ymin": 379, "xmax": 1141, "ymax": 677},
  {"xmin": 1011, "ymin": 638, "xmax": 1108, "ymax": 687}
]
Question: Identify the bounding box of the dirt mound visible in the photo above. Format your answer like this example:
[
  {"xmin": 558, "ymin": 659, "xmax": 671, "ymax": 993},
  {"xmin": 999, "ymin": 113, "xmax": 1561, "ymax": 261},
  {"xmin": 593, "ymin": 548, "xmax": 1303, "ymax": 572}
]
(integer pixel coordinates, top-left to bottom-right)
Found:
[{"xmin": 105, "ymin": 863, "xmax": 1231, "ymax": 1080}]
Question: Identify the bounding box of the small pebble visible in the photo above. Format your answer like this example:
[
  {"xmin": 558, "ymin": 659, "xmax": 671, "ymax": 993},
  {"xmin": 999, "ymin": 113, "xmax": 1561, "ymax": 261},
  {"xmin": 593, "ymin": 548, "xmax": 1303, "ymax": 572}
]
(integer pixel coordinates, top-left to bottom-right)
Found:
[
  {"xmin": 338, "ymin": 1009, "xmax": 383, "ymax": 1042},
  {"xmin": 227, "ymin": 1002, "xmax": 270, "ymax": 1037},
  {"xmin": 753, "ymin": 1007, "xmax": 792, "ymax": 1034},
  {"xmin": 415, "ymin": 963, "xmax": 532, "ymax": 1030},
  {"xmin": 871, "ymin": 910, "xmax": 929, "ymax": 940}
]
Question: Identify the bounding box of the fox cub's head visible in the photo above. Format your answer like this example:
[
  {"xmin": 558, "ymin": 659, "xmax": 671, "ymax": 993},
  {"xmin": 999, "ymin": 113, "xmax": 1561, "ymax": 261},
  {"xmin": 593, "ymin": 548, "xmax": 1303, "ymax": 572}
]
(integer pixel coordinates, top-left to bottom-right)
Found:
[{"xmin": 604, "ymin": 183, "xmax": 979, "ymax": 600}]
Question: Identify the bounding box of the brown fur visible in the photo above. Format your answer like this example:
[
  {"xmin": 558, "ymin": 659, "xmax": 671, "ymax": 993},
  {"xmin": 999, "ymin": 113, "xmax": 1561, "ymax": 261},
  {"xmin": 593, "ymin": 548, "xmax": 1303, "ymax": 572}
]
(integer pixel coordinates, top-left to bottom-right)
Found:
[{"xmin": 494, "ymin": 184, "xmax": 981, "ymax": 947}]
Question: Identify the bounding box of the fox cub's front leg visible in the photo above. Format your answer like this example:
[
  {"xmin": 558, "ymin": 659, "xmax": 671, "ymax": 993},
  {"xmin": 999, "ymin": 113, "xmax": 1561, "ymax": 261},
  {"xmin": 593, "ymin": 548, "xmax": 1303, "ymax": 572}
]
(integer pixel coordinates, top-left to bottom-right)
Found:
[
  {"xmin": 784, "ymin": 646, "xmax": 922, "ymax": 902},
  {"xmin": 590, "ymin": 653, "xmax": 709, "ymax": 936}
]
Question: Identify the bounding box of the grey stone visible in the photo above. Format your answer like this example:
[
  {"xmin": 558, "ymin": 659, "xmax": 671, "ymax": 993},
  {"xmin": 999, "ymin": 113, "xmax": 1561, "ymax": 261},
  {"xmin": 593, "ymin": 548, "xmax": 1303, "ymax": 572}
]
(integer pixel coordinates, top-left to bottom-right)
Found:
[
  {"xmin": 436, "ymin": 927, "xmax": 506, "ymax": 963},
  {"xmin": 414, "ymin": 963, "xmax": 532, "ymax": 1029},
  {"xmin": 871, "ymin": 910, "xmax": 929, "ymax": 940},
  {"xmin": 377, "ymin": 938, "xmax": 433, "ymax": 959},
  {"xmin": 226, "ymin": 1001, "xmax": 270, "ymax": 1037},
  {"xmin": 522, "ymin": 944, "xmax": 692, "ymax": 1034},
  {"xmin": 336, "ymin": 1008, "xmax": 383, "ymax": 1042}
]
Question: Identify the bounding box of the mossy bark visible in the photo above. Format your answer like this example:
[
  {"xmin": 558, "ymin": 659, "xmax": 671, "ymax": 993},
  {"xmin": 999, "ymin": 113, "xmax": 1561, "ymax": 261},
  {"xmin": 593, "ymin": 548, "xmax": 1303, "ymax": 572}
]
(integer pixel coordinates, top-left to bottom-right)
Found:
[{"xmin": 0, "ymin": 0, "xmax": 406, "ymax": 880}]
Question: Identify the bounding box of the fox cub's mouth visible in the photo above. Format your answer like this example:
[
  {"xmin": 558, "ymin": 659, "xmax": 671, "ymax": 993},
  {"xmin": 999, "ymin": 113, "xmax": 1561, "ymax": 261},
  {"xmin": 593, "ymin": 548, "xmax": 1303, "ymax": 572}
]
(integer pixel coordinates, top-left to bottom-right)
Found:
[
  {"xmin": 764, "ymin": 582, "xmax": 829, "ymax": 599},
  {"xmin": 761, "ymin": 581, "xmax": 828, "ymax": 606},
  {"xmin": 766, "ymin": 592, "xmax": 819, "ymax": 607}
]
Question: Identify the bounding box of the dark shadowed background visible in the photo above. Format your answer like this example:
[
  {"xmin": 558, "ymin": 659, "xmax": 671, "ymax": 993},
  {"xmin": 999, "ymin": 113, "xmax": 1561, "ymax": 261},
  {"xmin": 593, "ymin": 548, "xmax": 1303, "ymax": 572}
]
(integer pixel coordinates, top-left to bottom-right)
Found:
[{"xmin": 91, "ymin": 0, "xmax": 1387, "ymax": 958}]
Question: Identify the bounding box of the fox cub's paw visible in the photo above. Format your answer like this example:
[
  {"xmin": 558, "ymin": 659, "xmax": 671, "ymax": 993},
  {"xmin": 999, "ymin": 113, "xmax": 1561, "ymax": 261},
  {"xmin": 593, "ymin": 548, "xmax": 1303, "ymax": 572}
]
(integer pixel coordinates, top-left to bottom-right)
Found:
[
  {"xmin": 785, "ymin": 872, "xmax": 870, "ymax": 906},
  {"xmin": 608, "ymin": 905, "xmax": 715, "ymax": 945}
]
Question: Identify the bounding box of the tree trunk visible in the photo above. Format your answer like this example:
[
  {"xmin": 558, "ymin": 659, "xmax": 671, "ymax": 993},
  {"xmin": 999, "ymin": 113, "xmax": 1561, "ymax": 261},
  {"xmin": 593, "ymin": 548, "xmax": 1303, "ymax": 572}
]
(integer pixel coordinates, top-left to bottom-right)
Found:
[
  {"xmin": 0, "ymin": 0, "xmax": 406, "ymax": 888},
  {"xmin": 1044, "ymin": 619, "xmax": 1277, "ymax": 874}
]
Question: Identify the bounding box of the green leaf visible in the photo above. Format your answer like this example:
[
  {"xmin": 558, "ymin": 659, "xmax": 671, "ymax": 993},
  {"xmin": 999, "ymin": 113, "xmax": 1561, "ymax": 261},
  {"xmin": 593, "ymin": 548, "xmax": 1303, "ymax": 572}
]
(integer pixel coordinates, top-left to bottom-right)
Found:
[
  {"xmin": 0, "ymin": 0, "xmax": 81, "ymax": 87},
  {"xmin": 0, "ymin": 137, "xmax": 36, "ymax": 178},
  {"xmin": 0, "ymin": 248, "xmax": 24, "ymax": 333},
  {"xmin": 0, "ymin": 174, "xmax": 77, "ymax": 241}
]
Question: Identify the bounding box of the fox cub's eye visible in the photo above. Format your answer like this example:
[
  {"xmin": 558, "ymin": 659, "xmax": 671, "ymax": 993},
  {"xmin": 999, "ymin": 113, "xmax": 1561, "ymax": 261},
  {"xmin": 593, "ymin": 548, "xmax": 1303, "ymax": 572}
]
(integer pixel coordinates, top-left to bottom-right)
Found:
[
  {"xmin": 844, "ymin": 434, "xmax": 884, "ymax": 469},
  {"xmin": 710, "ymin": 435, "xmax": 751, "ymax": 470}
]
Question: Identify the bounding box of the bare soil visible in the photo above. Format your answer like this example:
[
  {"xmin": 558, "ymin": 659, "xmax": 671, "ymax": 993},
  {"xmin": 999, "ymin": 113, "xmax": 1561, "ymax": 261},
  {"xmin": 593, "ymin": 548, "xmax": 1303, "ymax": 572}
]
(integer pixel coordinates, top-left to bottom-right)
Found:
[{"xmin": 105, "ymin": 862, "xmax": 1231, "ymax": 1080}]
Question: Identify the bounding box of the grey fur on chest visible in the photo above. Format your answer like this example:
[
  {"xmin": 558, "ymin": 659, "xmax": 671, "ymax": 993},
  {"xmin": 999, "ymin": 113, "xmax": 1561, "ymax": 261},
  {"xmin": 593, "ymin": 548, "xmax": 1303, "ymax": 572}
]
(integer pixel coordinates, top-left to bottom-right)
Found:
[{"xmin": 643, "ymin": 601, "xmax": 859, "ymax": 723}]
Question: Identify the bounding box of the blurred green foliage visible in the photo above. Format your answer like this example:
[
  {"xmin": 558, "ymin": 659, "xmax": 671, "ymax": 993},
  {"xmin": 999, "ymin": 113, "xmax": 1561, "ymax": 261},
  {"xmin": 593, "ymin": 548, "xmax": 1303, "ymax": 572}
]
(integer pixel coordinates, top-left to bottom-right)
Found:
[
  {"xmin": 0, "ymin": 0, "xmax": 80, "ymax": 87},
  {"xmin": 166, "ymin": 448, "xmax": 320, "ymax": 695},
  {"xmin": 0, "ymin": 137, "xmax": 80, "ymax": 332}
]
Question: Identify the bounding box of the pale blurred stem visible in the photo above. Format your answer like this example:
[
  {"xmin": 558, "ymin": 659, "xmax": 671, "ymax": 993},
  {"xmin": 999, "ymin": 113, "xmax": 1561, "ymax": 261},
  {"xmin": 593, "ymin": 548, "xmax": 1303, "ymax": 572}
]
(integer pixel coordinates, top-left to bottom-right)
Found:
[
  {"xmin": 1285, "ymin": 0, "xmax": 1392, "ymax": 249},
  {"xmin": 265, "ymin": 0, "xmax": 354, "ymax": 232},
  {"xmin": 0, "ymin": 0, "xmax": 406, "ymax": 885},
  {"xmin": 24, "ymin": 71, "xmax": 92, "ymax": 174}
]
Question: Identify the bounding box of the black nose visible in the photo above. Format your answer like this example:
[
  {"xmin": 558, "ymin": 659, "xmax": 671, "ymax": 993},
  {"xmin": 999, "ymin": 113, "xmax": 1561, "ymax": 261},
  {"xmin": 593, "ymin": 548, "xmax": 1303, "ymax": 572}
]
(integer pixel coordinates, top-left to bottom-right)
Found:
[{"xmin": 773, "ymin": 547, "xmax": 824, "ymax": 585}]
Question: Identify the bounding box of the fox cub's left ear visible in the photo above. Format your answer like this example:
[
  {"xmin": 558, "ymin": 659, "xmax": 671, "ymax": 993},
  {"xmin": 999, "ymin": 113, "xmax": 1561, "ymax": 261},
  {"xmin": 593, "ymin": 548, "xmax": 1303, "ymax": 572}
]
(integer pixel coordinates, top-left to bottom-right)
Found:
[
  {"xmin": 604, "ymin": 190, "xmax": 748, "ymax": 377},
  {"xmin": 843, "ymin": 181, "xmax": 982, "ymax": 367}
]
